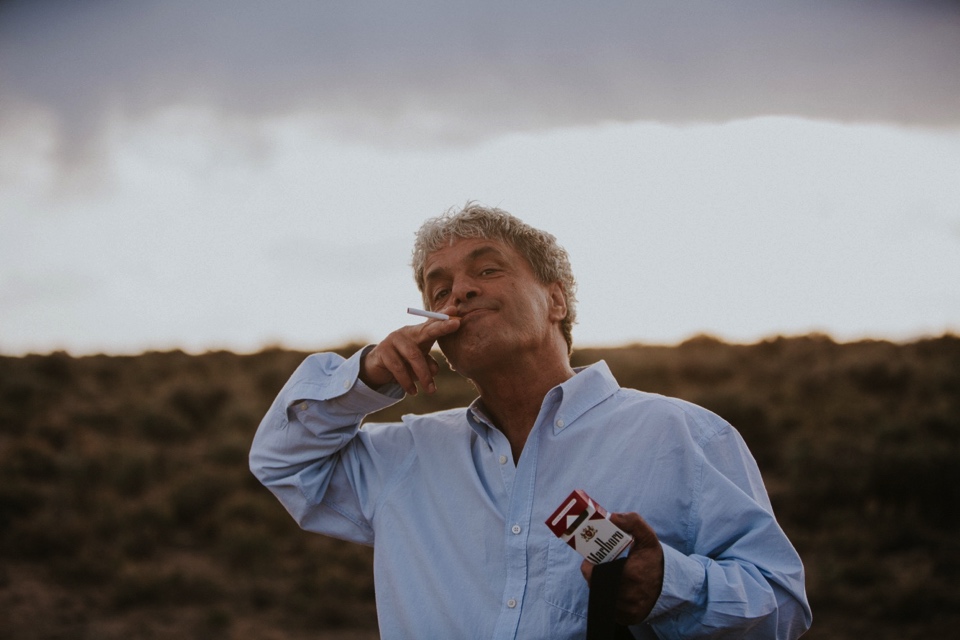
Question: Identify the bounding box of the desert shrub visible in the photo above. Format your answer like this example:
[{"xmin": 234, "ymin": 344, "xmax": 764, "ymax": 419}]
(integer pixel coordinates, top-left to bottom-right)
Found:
[
  {"xmin": 166, "ymin": 384, "xmax": 230, "ymax": 430},
  {"xmin": 49, "ymin": 542, "xmax": 122, "ymax": 586},
  {"xmin": 72, "ymin": 407, "xmax": 123, "ymax": 435},
  {"xmin": 33, "ymin": 418, "xmax": 71, "ymax": 450},
  {"xmin": 216, "ymin": 525, "xmax": 278, "ymax": 571},
  {"xmin": 282, "ymin": 559, "xmax": 376, "ymax": 629},
  {"xmin": 678, "ymin": 360, "xmax": 735, "ymax": 386},
  {"xmin": 169, "ymin": 472, "xmax": 233, "ymax": 528},
  {"xmin": 137, "ymin": 407, "xmax": 194, "ymax": 442},
  {"xmin": 1, "ymin": 438, "xmax": 61, "ymax": 481},
  {"xmin": 920, "ymin": 411, "xmax": 960, "ymax": 443},
  {"xmin": 118, "ymin": 504, "xmax": 174, "ymax": 559},
  {"xmin": 848, "ymin": 360, "xmax": 912, "ymax": 395},
  {"xmin": 107, "ymin": 453, "xmax": 153, "ymax": 498},
  {"xmin": 0, "ymin": 381, "xmax": 38, "ymax": 435},
  {"xmin": 689, "ymin": 392, "xmax": 777, "ymax": 468},
  {"xmin": 7, "ymin": 509, "xmax": 88, "ymax": 560},
  {"xmin": 245, "ymin": 580, "xmax": 279, "ymax": 611},
  {"xmin": 112, "ymin": 567, "xmax": 224, "ymax": 610},
  {"xmin": 869, "ymin": 445, "xmax": 960, "ymax": 528},
  {"xmin": 31, "ymin": 351, "xmax": 73, "ymax": 382},
  {"xmin": 1, "ymin": 337, "xmax": 958, "ymax": 640},
  {"xmin": 214, "ymin": 492, "xmax": 291, "ymax": 532},
  {"xmin": 0, "ymin": 480, "xmax": 44, "ymax": 532},
  {"xmin": 200, "ymin": 607, "xmax": 233, "ymax": 634},
  {"xmin": 206, "ymin": 435, "xmax": 251, "ymax": 466},
  {"xmin": 246, "ymin": 349, "xmax": 310, "ymax": 400}
]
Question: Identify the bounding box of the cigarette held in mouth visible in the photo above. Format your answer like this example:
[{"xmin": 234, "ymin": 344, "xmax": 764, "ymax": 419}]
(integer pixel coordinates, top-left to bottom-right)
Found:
[{"xmin": 407, "ymin": 307, "xmax": 456, "ymax": 321}]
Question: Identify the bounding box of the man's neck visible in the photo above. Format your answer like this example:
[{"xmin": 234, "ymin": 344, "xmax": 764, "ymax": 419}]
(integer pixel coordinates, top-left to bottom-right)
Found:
[{"xmin": 472, "ymin": 354, "xmax": 575, "ymax": 463}]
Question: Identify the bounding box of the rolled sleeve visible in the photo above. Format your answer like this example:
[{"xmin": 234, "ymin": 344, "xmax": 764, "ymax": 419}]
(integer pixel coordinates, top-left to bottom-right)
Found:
[
  {"xmin": 249, "ymin": 347, "xmax": 408, "ymax": 545},
  {"xmin": 647, "ymin": 542, "xmax": 707, "ymax": 620}
]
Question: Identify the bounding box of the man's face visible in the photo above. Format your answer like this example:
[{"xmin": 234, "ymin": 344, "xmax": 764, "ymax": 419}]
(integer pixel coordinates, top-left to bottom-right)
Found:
[{"xmin": 422, "ymin": 236, "xmax": 566, "ymax": 378}]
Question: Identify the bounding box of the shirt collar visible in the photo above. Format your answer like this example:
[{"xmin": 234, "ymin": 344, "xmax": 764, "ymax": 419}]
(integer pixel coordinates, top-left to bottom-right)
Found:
[
  {"xmin": 465, "ymin": 360, "xmax": 620, "ymax": 441},
  {"xmin": 551, "ymin": 360, "xmax": 620, "ymax": 434}
]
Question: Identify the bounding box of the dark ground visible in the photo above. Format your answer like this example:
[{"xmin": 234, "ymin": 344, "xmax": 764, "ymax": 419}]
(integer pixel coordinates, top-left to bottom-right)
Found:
[{"xmin": 2, "ymin": 334, "xmax": 958, "ymax": 639}]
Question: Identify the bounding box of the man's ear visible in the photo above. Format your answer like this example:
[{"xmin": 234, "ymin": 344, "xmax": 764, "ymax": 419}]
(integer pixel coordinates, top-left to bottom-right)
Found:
[{"xmin": 548, "ymin": 281, "xmax": 567, "ymax": 322}]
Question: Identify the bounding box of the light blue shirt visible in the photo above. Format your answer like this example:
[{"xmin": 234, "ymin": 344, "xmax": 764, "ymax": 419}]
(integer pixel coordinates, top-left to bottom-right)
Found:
[{"xmin": 250, "ymin": 349, "xmax": 811, "ymax": 639}]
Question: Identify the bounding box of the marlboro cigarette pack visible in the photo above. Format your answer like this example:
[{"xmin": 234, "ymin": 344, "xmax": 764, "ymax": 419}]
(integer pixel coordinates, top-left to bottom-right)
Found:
[{"xmin": 546, "ymin": 489, "xmax": 633, "ymax": 564}]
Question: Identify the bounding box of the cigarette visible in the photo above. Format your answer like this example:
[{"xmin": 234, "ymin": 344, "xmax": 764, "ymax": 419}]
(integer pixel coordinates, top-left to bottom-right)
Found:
[{"xmin": 407, "ymin": 307, "xmax": 453, "ymax": 321}]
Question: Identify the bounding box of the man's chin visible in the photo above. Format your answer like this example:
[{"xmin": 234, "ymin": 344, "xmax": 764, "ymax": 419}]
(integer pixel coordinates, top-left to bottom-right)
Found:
[
  {"xmin": 437, "ymin": 340, "xmax": 462, "ymax": 373},
  {"xmin": 439, "ymin": 337, "xmax": 492, "ymax": 377}
]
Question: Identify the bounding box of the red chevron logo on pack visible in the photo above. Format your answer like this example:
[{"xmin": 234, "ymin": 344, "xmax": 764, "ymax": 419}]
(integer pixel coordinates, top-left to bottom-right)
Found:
[{"xmin": 546, "ymin": 489, "xmax": 633, "ymax": 564}]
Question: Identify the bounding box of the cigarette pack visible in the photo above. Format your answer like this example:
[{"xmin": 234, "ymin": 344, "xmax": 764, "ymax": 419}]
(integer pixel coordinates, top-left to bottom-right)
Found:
[{"xmin": 545, "ymin": 489, "xmax": 633, "ymax": 564}]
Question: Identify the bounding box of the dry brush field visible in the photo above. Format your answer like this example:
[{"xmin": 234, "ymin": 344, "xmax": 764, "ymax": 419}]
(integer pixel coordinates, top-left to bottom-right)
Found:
[{"xmin": 1, "ymin": 335, "xmax": 958, "ymax": 639}]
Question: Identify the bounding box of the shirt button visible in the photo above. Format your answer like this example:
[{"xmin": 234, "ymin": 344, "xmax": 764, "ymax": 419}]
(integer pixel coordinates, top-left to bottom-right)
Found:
[
  {"xmin": 511, "ymin": 524, "xmax": 521, "ymax": 534},
  {"xmin": 499, "ymin": 455, "xmax": 507, "ymax": 464},
  {"xmin": 556, "ymin": 419, "xmax": 565, "ymax": 428},
  {"xmin": 343, "ymin": 380, "xmax": 351, "ymax": 389},
  {"xmin": 299, "ymin": 402, "xmax": 308, "ymax": 411},
  {"xmin": 507, "ymin": 598, "xmax": 517, "ymax": 609}
]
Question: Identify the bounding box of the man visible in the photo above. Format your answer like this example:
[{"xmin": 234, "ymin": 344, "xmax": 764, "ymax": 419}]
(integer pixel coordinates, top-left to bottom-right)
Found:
[{"xmin": 250, "ymin": 203, "xmax": 811, "ymax": 639}]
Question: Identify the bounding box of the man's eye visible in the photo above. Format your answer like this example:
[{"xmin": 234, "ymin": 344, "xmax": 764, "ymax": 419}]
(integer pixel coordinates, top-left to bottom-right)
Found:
[{"xmin": 433, "ymin": 289, "xmax": 449, "ymax": 301}]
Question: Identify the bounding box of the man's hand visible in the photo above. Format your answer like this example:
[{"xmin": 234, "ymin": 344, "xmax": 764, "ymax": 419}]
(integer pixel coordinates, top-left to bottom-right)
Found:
[
  {"xmin": 359, "ymin": 309, "xmax": 460, "ymax": 395},
  {"xmin": 581, "ymin": 512, "xmax": 665, "ymax": 626}
]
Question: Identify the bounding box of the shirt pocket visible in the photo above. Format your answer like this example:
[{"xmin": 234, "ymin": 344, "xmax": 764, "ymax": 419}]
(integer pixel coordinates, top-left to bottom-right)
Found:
[{"xmin": 544, "ymin": 534, "xmax": 589, "ymax": 618}]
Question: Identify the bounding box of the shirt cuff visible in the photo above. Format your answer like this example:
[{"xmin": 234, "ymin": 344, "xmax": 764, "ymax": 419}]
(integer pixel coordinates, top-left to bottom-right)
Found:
[
  {"xmin": 646, "ymin": 542, "xmax": 706, "ymax": 621},
  {"xmin": 286, "ymin": 346, "xmax": 404, "ymax": 415}
]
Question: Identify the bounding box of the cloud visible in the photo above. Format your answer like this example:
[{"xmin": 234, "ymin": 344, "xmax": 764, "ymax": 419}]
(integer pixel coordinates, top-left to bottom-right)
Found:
[
  {"xmin": 1, "ymin": 0, "xmax": 958, "ymax": 168},
  {"xmin": 2, "ymin": 114, "xmax": 958, "ymax": 354}
]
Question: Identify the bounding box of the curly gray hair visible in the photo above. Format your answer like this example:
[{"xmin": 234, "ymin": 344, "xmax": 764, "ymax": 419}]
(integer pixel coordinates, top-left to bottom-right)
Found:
[{"xmin": 412, "ymin": 203, "xmax": 578, "ymax": 353}]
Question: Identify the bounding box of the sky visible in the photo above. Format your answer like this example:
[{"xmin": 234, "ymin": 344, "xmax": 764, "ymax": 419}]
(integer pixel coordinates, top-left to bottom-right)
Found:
[{"xmin": 2, "ymin": 0, "xmax": 959, "ymax": 355}]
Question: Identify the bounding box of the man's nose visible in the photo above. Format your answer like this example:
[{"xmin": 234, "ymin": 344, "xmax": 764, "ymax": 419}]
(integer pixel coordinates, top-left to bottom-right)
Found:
[{"xmin": 451, "ymin": 278, "xmax": 480, "ymax": 303}]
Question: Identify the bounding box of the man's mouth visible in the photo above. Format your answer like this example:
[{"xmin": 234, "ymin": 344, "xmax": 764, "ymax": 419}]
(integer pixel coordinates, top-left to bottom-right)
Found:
[{"xmin": 457, "ymin": 307, "xmax": 491, "ymax": 321}]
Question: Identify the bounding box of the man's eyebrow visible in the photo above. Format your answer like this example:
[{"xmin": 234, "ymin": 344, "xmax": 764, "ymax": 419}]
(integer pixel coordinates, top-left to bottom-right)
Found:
[
  {"xmin": 424, "ymin": 267, "xmax": 444, "ymax": 285},
  {"xmin": 424, "ymin": 262, "xmax": 450, "ymax": 284},
  {"xmin": 424, "ymin": 244, "xmax": 507, "ymax": 283},
  {"xmin": 466, "ymin": 245, "xmax": 507, "ymax": 262}
]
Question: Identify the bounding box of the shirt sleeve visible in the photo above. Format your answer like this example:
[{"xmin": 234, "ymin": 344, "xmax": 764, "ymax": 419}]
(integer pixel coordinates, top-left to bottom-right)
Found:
[
  {"xmin": 248, "ymin": 348, "xmax": 409, "ymax": 546},
  {"xmin": 641, "ymin": 411, "xmax": 812, "ymax": 639}
]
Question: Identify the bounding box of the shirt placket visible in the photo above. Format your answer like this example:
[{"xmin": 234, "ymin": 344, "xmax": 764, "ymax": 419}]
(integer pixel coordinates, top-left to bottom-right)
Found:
[{"xmin": 490, "ymin": 389, "xmax": 561, "ymax": 639}]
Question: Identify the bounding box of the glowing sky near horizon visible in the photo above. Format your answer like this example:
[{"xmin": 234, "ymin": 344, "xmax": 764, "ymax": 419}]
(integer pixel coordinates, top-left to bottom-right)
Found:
[{"xmin": 2, "ymin": 1, "xmax": 959, "ymax": 355}]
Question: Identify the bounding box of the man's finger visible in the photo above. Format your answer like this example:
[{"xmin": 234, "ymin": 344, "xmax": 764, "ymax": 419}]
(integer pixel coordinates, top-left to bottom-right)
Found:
[
  {"xmin": 610, "ymin": 512, "xmax": 658, "ymax": 549},
  {"xmin": 580, "ymin": 559, "xmax": 594, "ymax": 585},
  {"xmin": 609, "ymin": 512, "xmax": 664, "ymax": 625},
  {"xmin": 360, "ymin": 315, "xmax": 460, "ymax": 392},
  {"xmin": 413, "ymin": 316, "xmax": 461, "ymax": 348},
  {"xmin": 398, "ymin": 340, "xmax": 437, "ymax": 394},
  {"xmin": 379, "ymin": 347, "xmax": 417, "ymax": 395}
]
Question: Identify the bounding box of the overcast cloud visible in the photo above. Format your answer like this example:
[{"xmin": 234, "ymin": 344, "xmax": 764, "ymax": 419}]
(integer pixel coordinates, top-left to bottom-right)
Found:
[
  {"xmin": 1, "ymin": 1, "xmax": 958, "ymax": 355},
  {"xmin": 2, "ymin": 0, "xmax": 959, "ymax": 166}
]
